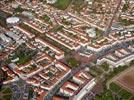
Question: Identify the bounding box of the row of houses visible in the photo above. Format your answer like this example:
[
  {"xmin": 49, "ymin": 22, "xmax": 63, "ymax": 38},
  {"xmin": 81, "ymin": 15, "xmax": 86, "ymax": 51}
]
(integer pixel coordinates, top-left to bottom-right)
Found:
[{"xmin": 98, "ymin": 45, "xmax": 134, "ymax": 67}]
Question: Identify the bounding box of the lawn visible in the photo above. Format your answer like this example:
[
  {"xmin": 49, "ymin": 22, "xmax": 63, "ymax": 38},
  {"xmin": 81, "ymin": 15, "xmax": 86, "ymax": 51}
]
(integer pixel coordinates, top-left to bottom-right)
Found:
[
  {"xmin": 119, "ymin": 18, "xmax": 134, "ymax": 26},
  {"xmin": 90, "ymin": 66, "xmax": 103, "ymax": 76},
  {"xmin": 3, "ymin": 94, "xmax": 12, "ymax": 100},
  {"xmin": 118, "ymin": 89, "xmax": 132, "ymax": 100},
  {"xmin": 19, "ymin": 23, "xmax": 41, "ymax": 35},
  {"xmin": 2, "ymin": 88, "xmax": 12, "ymax": 94},
  {"xmin": 10, "ymin": 43, "xmax": 37, "ymax": 65},
  {"xmin": 18, "ymin": 56, "xmax": 30, "ymax": 65},
  {"xmin": 43, "ymin": 34, "xmax": 71, "ymax": 53},
  {"xmin": 109, "ymin": 83, "xmax": 121, "ymax": 92},
  {"xmin": 94, "ymin": 90, "xmax": 114, "ymax": 100},
  {"xmin": 122, "ymin": 3, "xmax": 129, "ymax": 12},
  {"xmin": 41, "ymin": 14, "xmax": 53, "ymax": 25},
  {"xmin": 95, "ymin": 82, "xmax": 134, "ymax": 100},
  {"xmin": 95, "ymin": 28, "xmax": 103, "ymax": 38},
  {"xmin": 109, "ymin": 82, "xmax": 134, "ymax": 99},
  {"xmin": 66, "ymin": 57, "xmax": 80, "ymax": 68},
  {"xmin": 100, "ymin": 62, "xmax": 109, "ymax": 71},
  {"xmin": 52, "ymin": 0, "xmax": 72, "ymax": 10},
  {"xmin": 129, "ymin": 96, "xmax": 134, "ymax": 100},
  {"xmin": 0, "ymin": 87, "xmax": 12, "ymax": 100},
  {"xmin": 28, "ymin": 88, "xmax": 33, "ymax": 100},
  {"xmin": 88, "ymin": 69, "xmax": 99, "ymax": 77},
  {"xmin": 129, "ymin": 60, "xmax": 134, "ymax": 66},
  {"xmin": 72, "ymin": 0, "xmax": 86, "ymax": 12},
  {"xmin": 51, "ymin": 25, "xmax": 64, "ymax": 32},
  {"xmin": 0, "ymin": 17, "xmax": 7, "ymax": 28}
]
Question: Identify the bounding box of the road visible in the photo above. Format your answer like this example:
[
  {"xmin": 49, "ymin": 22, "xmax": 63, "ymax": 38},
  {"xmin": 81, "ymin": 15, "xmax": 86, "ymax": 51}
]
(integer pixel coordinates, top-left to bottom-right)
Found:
[
  {"xmin": 44, "ymin": 38, "xmax": 134, "ymax": 100},
  {"xmin": 105, "ymin": 0, "xmax": 122, "ymax": 35}
]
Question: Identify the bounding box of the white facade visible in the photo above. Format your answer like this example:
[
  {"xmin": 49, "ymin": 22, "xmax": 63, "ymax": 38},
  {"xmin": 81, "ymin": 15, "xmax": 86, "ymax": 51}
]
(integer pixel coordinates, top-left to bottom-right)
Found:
[
  {"xmin": 73, "ymin": 78, "xmax": 96, "ymax": 100},
  {"xmin": 46, "ymin": 0, "xmax": 57, "ymax": 4},
  {"xmin": 6, "ymin": 17, "xmax": 20, "ymax": 24}
]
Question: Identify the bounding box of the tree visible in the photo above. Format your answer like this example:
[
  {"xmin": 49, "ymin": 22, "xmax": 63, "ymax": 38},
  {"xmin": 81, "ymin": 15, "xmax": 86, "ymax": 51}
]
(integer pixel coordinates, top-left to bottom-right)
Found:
[{"xmin": 66, "ymin": 57, "xmax": 80, "ymax": 68}]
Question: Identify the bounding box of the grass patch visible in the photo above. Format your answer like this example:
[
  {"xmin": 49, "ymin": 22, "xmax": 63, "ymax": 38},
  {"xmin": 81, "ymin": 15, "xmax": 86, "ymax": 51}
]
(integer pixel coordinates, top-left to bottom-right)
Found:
[
  {"xmin": 52, "ymin": 0, "xmax": 72, "ymax": 10},
  {"xmin": 66, "ymin": 57, "xmax": 80, "ymax": 68},
  {"xmin": 72, "ymin": 0, "xmax": 86, "ymax": 12},
  {"xmin": 94, "ymin": 90, "xmax": 114, "ymax": 100},
  {"xmin": 41, "ymin": 14, "xmax": 52, "ymax": 25},
  {"xmin": 19, "ymin": 23, "xmax": 41, "ymax": 35},
  {"xmin": 118, "ymin": 89, "xmax": 132, "ymax": 99},
  {"xmin": 129, "ymin": 96, "xmax": 134, "ymax": 100},
  {"xmin": 100, "ymin": 62, "xmax": 109, "ymax": 71},
  {"xmin": 2, "ymin": 88, "xmax": 12, "ymax": 94},
  {"xmin": 41, "ymin": 34, "xmax": 71, "ymax": 53},
  {"xmin": 89, "ymin": 66, "xmax": 103, "ymax": 76},
  {"xmin": 88, "ymin": 68, "xmax": 99, "ymax": 77},
  {"xmin": 0, "ymin": 87, "xmax": 5, "ymax": 92},
  {"xmin": 119, "ymin": 18, "xmax": 134, "ymax": 26},
  {"xmin": 109, "ymin": 83, "xmax": 121, "ymax": 92},
  {"xmin": 129, "ymin": 60, "xmax": 134, "ymax": 66},
  {"xmin": 95, "ymin": 82, "xmax": 133, "ymax": 100},
  {"xmin": 0, "ymin": 87, "xmax": 12, "ymax": 100},
  {"xmin": 122, "ymin": 3, "xmax": 129, "ymax": 12},
  {"xmin": 3, "ymin": 94, "xmax": 12, "ymax": 100},
  {"xmin": 10, "ymin": 43, "xmax": 37, "ymax": 65},
  {"xmin": 28, "ymin": 87, "xmax": 33, "ymax": 100},
  {"xmin": 95, "ymin": 28, "xmax": 103, "ymax": 38},
  {"xmin": 105, "ymin": 65, "xmax": 130, "ymax": 80},
  {"xmin": 51, "ymin": 25, "xmax": 64, "ymax": 32}
]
